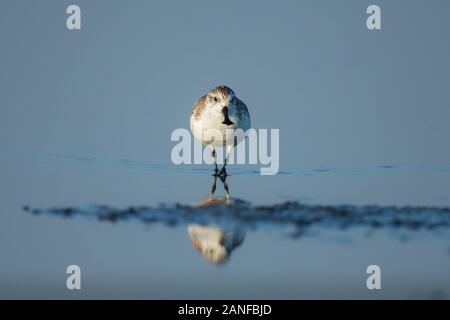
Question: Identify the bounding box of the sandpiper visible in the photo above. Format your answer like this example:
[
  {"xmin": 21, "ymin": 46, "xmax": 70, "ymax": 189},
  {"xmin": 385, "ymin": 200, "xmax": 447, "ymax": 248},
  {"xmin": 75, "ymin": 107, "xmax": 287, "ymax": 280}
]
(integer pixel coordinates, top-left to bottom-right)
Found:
[{"xmin": 190, "ymin": 86, "xmax": 251, "ymax": 186}]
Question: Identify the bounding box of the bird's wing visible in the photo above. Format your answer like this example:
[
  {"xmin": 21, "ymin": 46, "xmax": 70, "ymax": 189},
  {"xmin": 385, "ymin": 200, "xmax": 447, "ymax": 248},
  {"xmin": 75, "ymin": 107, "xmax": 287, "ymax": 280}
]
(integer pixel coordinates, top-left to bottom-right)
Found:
[
  {"xmin": 236, "ymin": 97, "xmax": 250, "ymax": 119},
  {"xmin": 236, "ymin": 97, "xmax": 251, "ymax": 131},
  {"xmin": 191, "ymin": 95, "xmax": 207, "ymax": 120}
]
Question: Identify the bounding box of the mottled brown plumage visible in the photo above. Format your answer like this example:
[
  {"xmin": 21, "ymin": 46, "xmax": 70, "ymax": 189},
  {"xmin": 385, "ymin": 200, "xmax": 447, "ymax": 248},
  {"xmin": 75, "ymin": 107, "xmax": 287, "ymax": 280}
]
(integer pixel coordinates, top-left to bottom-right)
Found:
[
  {"xmin": 191, "ymin": 95, "xmax": 206, "ymax": 119},
  {"xmin": 192, "ymin": 90, "xmax": 249, "ymax": 121},
  {"xmin": 208, "ymin": 85, "xmax": 234, "ymax": 98}
]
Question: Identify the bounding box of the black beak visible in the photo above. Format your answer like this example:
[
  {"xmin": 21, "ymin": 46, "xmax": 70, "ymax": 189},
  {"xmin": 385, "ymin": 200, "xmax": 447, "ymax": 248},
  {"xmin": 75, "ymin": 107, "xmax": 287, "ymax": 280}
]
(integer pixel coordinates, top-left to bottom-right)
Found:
[{"xmin": 222, "ymin": 106, "xmax": 234, "ymax": 125}]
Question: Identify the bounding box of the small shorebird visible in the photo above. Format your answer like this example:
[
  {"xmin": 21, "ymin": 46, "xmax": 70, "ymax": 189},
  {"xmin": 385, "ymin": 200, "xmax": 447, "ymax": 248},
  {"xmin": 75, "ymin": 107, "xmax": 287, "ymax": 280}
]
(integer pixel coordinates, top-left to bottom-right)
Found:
[{"xmin": 190, "ymin": 86, "xmax": 251, "ymax": 195}]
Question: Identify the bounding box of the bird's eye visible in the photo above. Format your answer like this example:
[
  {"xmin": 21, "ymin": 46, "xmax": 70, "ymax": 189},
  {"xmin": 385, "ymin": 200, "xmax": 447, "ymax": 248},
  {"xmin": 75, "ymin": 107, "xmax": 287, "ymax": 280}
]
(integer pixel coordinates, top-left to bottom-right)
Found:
[{"xmin": 214, "ymin": 97, "xmax": 218, "ymax": 102}]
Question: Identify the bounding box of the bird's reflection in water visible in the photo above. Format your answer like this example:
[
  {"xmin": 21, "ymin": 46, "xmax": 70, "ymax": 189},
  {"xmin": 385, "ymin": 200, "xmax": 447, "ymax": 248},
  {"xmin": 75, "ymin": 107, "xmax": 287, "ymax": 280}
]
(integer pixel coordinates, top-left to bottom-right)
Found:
[
  {"xmin": 187, "ymin": 175, "xmax": 246, "ymax": 265},
  {"xmin": 188, "ymin": 223, "xmax": 246, "ymax": 265}
]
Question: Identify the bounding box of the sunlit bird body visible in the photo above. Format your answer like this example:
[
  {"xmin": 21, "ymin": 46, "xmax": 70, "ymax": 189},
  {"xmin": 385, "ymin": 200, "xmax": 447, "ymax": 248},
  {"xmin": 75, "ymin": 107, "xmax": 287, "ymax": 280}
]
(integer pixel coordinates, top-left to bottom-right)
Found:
[{"xmin": 190, "ymin": 86, "xmax": 251, "ymax": 196}]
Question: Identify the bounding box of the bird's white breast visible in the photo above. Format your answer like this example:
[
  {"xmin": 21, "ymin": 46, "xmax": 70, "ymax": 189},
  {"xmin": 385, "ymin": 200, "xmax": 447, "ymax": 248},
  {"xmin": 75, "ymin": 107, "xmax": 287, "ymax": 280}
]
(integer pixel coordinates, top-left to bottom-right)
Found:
[{"xmin": 190, "ymin": 105, "xmax": 250, "ymax": 147}]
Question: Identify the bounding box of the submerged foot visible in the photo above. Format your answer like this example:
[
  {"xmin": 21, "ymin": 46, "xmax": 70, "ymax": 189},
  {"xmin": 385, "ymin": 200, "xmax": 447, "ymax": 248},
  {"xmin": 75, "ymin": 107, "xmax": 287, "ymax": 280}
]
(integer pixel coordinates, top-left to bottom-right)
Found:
[{"xmin": 217, "ymin": 166, "xmax": 229, "ymax": 178}]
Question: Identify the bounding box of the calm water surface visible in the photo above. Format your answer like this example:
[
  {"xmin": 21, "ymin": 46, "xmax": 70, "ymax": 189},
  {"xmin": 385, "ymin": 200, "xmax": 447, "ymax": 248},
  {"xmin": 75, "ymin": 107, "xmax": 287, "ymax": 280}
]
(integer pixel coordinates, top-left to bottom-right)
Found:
[
  {"xmin": 2, "ymin": 0, "xmax": 450, "ymax": 300},
  {"xmin": 1, "ymin": 153, "xmax": 450, "ymax": 299}
]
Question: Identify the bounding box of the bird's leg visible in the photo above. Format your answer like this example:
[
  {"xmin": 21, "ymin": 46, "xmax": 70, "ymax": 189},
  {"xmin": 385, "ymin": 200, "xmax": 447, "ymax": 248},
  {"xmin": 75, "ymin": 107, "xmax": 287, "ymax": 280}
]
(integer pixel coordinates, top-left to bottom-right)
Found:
[
  {"xmin": 211, "ymin": 148, "xmax": 219, "ymax": 176},
  {"xmin": 210, "ymin": 173, "xmax": 218, "ymax": 196},
  {"xmin": 219, "ymin": 174, "xmax": 231, "ymax": 198},
  {"xmin": 218, "ymin": 146, "xmax": 232, "ymax": 178}
]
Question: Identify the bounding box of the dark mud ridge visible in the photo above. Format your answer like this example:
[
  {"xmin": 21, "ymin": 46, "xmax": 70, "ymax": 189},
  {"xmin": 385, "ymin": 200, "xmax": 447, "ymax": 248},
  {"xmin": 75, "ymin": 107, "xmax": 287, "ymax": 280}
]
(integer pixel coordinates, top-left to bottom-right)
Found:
[{"xmin": 23, "ymin": 198, "xmax": 450, "ymax": 233}]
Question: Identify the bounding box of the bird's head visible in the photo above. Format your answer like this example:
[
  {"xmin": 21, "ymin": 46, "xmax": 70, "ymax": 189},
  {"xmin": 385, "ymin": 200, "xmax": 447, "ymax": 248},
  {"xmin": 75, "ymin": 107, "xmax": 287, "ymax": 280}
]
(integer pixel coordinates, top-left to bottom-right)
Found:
[
  {"xmin": 202, "ymin": 244, "xmax": 228, "ymax": 265},
  {"xmin": 188, "ymin": 224, "xmax": 230, "ymax": 265},
  {"xmin": 207, "ymin": 85, "xmax": 236, "ymax": 125}
]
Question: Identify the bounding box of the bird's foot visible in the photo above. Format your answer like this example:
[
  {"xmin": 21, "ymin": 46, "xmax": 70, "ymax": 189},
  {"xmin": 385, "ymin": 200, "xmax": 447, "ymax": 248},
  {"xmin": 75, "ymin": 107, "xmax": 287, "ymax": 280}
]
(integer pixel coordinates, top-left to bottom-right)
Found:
[
  {"xmin": 212, "ymin": 168, "xmax": 219, "ymax": 177},
  {"xmin": 218, "ymin": 167, "xmax": 229, "ymax": 179}
]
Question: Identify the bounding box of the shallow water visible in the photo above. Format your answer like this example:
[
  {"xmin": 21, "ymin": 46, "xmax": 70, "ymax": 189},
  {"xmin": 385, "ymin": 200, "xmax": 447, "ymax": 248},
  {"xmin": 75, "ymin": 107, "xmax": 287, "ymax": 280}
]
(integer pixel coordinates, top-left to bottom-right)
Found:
[
  {"xmin": 2, "ymin": 0, "xmax": 450, "ymax": 300},
  {"xmin": 1, "ymin": 153, "xmax": 450, "ymax": 299}
]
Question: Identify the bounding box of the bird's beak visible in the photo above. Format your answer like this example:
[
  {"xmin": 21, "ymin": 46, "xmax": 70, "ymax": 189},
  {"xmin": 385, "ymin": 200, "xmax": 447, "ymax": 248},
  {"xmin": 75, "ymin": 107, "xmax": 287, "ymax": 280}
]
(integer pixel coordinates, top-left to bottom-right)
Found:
[{"xmin": 221, "ymin": 106, "xmax": 234, "ymax": 125}]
